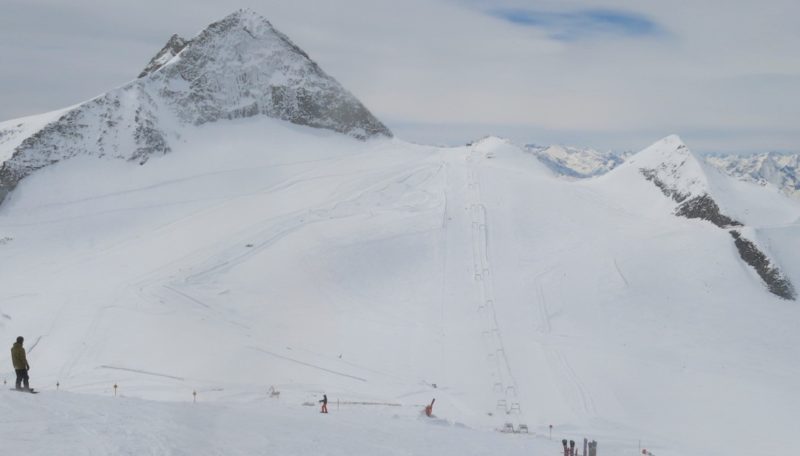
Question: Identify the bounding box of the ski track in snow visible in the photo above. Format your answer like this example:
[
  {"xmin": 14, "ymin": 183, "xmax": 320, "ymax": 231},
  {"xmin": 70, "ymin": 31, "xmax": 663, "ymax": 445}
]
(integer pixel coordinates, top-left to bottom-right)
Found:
[
  {"xmin": 76, "ymin": 159, "xmax": 450, "ymax": 397},
  {"xmin": 248, "ymin": 347, "xmax": 368, "ymax": 383},
  {"xmin": 468, "ymin": 146, "xmax": 600, "ymax": 422},
  {"xmin": 98, "ymin": 365, "xmax": 185, "ymax": 381},
  {"xmin": 465, "ymin": 147, "xmax": 523, "ymax": 423}
]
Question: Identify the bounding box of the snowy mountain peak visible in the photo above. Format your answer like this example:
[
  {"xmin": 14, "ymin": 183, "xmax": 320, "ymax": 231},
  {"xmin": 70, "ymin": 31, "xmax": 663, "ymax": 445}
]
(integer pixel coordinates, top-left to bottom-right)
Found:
[
  {"xmin": 628, "ymin": 134, "xmax": 708, "ymax": 202},
  {"xmin": 141, "ymin": 9, "xmax": 392, "ymax": 136},
  {"xmin": 0, "ymin": 10, "xmax": 391, "ymax": 205}
]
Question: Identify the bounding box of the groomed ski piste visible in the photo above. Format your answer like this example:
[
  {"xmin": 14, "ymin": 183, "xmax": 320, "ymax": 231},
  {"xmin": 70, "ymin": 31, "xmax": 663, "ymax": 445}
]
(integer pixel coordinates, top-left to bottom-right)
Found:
[{"xmin": 2, "ymin": 118, "xmax": 800, "ymax": 455}]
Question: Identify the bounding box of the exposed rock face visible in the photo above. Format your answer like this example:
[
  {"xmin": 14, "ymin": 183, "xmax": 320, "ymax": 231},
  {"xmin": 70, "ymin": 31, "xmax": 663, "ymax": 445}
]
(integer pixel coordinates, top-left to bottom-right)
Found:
[
  {"xmin": 640, "ymin": 167, "xmax": 691, "ymax": 203},
  {"xmin": 730, "ymin": 231, "xmax": 796, "ymax": 300},
  {"xmin": 0, "ymin": 9, "xmax": 391, "ymax": 205},
  {"xmin": 138, "ymin": 34, "xmax": 188, "ymax": 78},
  {"xmin": 642, "ymin": 167, "xmax": 743, "ymax": 229},
  {"xmin": 674, "ymin": 195, "xmax": 742, "ymax": 228},
  {"xmin": 146, "ymin": 10, "xmax": 392, "ymax": 138},
  {"xmin": 636, "ymin": 137, "xmax": 742, "ymax": 228},
  {"xmin": 0, "ymin": 90, "xmax": 169, "ymax": 202}
]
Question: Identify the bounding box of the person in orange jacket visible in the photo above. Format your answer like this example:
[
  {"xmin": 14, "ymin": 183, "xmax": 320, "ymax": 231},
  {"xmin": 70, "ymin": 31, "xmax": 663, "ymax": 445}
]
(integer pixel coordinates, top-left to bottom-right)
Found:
[{"xmin": 424, "ymin": 398, "xmax": 435, "ymax": 417}]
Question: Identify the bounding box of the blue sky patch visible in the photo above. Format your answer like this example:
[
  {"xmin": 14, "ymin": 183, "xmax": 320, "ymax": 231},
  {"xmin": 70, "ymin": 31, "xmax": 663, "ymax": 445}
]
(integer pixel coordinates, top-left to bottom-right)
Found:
[{"xmin": 491, "ymin": 8, "xmax": 663, "ymax": 41}]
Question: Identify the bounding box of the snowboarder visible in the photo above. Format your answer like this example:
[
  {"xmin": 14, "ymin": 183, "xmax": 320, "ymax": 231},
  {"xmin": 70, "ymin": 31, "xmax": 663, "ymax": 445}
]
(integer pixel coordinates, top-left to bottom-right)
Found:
[
  {"xmin": 11, "ymin": 336, "xmax": 31, "ymax": 391},
  {"xmin": 424, "ymin": 398, "xmax": 435, "ymax": 417},
  {"xmin": 319, "ymin": 394, "xmax": 328, "ymax": 413}
]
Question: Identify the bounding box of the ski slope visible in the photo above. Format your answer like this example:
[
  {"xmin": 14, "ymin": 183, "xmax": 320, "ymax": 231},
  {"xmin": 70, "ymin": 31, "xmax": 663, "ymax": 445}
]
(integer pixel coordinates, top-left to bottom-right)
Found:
[
  {"xmin": 1, "ymin": 389, "xmax": 559, "ymax": 456},
  {"xmin": 1, "ymin": 118, "xmax": 799, "ymax": 455}
]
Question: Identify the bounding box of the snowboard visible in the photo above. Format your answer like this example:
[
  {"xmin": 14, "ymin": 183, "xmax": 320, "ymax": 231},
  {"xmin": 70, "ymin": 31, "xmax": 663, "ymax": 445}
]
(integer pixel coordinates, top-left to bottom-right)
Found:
[{"xmin": 9, "ymin": 388, "xmax": 38, "ymax": 394}]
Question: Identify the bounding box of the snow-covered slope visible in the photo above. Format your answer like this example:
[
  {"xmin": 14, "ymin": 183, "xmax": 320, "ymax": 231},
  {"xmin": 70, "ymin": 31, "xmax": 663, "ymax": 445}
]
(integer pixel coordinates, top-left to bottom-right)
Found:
[
  {"xmin": 0, "ymin": 389, "xmax": 556, "ymax": 456},
  {"xmin": 1, "ymin": 120, "xmax": 799, "ymax": 456},
  {"xmin": 0, "ymin": 9, "xmax": 390, "ymax": 204}
]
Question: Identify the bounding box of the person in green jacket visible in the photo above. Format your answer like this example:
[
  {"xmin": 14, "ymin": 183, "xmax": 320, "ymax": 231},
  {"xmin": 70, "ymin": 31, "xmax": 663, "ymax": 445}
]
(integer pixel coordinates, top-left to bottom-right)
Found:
[{"xmin": 11, "ymin": 336, "xmax": 30, "ymax": 391}]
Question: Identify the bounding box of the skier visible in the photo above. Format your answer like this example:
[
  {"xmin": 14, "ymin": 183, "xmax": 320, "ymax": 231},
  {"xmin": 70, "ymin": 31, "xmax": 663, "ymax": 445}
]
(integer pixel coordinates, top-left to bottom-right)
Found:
[
  {"xmin": 319, "ymin": 394, "xmax": 328, "ymax": 413},
  {"xmin": 10, "ymin": 336, "xmax": 31, "ymax": 391},
  {"xmin": 424, "ymin": 398, "xmax": 435, "ymax": 417}
]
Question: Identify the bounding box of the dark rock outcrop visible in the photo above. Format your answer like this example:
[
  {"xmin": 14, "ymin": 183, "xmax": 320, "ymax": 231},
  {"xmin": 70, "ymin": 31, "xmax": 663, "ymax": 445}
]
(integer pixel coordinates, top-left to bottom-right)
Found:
[
  {"xmin": 730, "ymin": 231, "xmax": 796, "ymax": 300},
  {"xmin": 640, "ymin": 168, "xmax": 690, "ymax": 203},
  {"xmin": 674, "ymin": 194, "xmax": 742, "ymax": 228},
  {"xmin": 138, "ymin": 34, "xmax": 189, "ymax": 78}
]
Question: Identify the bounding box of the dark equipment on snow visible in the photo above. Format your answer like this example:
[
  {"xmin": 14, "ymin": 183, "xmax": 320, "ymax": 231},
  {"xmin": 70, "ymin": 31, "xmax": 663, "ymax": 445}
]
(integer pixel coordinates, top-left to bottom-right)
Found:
[{"xmin": 589, "ymin": 440, "xmax": 598, "ymax": 456}]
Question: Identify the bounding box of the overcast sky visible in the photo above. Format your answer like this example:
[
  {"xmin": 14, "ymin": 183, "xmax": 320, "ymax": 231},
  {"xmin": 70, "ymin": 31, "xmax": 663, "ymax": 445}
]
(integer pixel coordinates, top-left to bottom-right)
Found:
[{"xmin": 2, "ymin": 0, "xmax": 799, "ymax": 153}]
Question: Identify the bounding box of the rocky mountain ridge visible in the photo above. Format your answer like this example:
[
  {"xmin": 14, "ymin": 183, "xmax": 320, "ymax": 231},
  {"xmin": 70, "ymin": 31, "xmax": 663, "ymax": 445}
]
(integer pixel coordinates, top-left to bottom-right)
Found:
[
  {"xmin": 618, "ymin": 135, "xmax": 796, "ymax": 300},
  {"xmin": 0, "ymin": 9, "xmax": 391, "ymax": 205}
]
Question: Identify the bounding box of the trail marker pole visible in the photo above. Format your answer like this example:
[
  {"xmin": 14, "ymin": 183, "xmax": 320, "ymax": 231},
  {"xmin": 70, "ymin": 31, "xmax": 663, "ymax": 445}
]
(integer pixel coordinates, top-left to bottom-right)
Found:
[
  {"xmin": 549, "ymin": 424, "xmax": 553, "ymax": 440},
  {"xmin": 113, "ymin": 384, "xmax": 118, "ymax": 397},
  {"xmin": 56, "ymin": 381, "xmax": 60, "ymax": 391},
  {"xmin": 193, "ymin": 390, "xmax": 197, "ymax": 403}
]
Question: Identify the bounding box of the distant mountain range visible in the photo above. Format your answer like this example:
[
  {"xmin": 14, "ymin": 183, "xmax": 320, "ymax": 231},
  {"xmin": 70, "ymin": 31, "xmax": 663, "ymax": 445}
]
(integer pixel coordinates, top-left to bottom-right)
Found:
[{"xmin": 525, "ymin": 143, "xmax": 800, "ymax": 200}]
